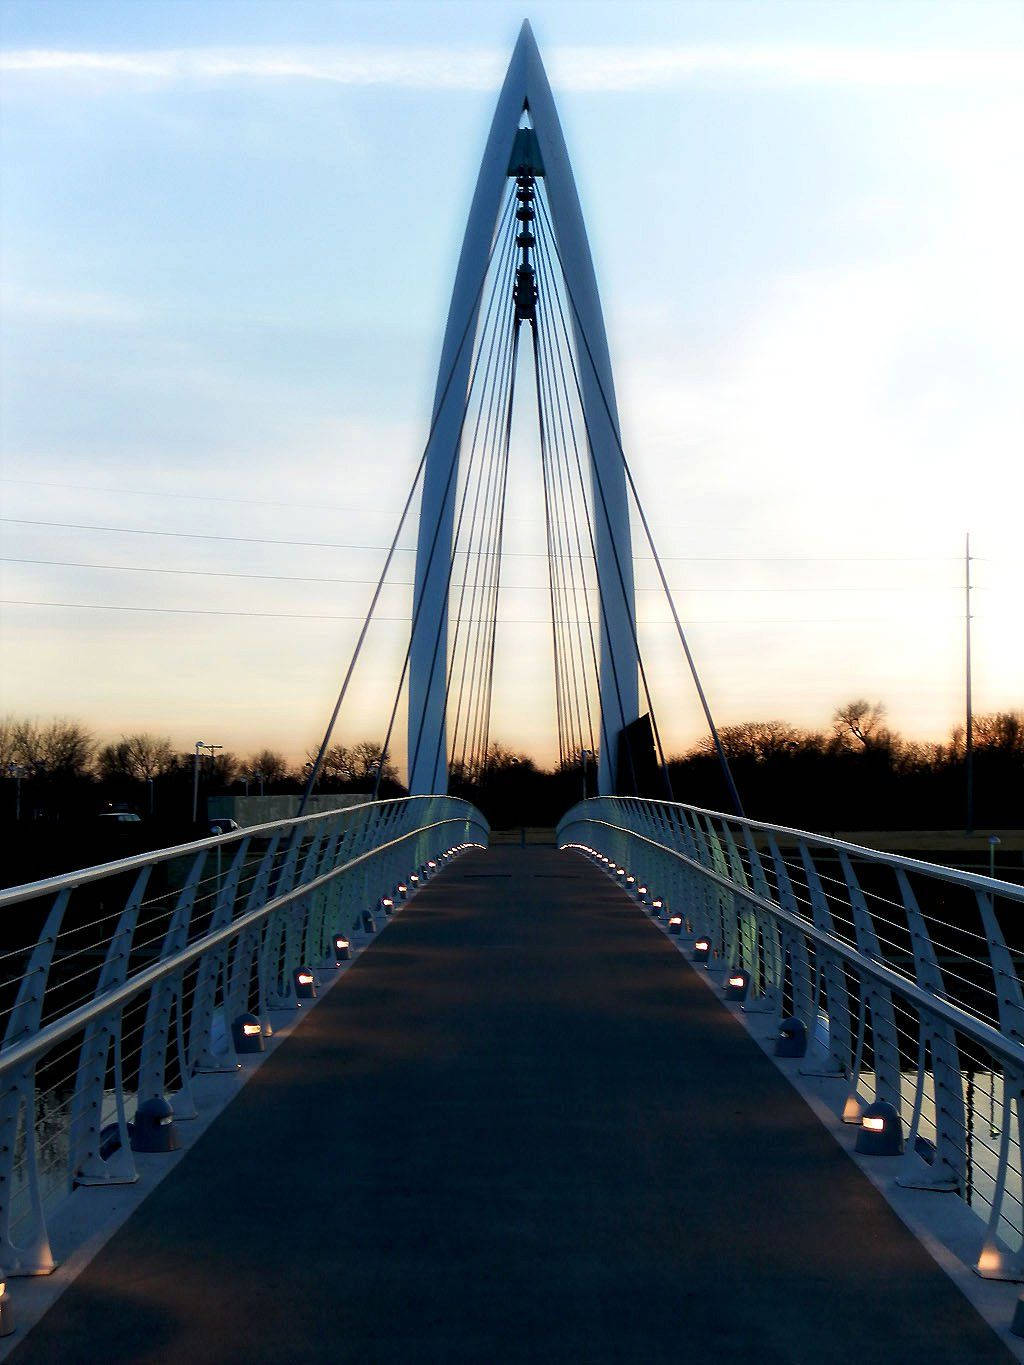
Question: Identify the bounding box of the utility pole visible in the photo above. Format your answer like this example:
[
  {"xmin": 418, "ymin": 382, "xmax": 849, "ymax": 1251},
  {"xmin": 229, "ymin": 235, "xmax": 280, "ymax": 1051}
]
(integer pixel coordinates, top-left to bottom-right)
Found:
[{"xmin": 965, "ymin": 533, "xmax": 974, "ymax": 834}]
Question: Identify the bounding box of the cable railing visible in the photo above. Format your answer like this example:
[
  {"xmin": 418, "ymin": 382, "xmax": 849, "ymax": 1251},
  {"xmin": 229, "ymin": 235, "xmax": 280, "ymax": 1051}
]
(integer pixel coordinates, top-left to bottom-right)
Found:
[
  {"xmin": 557, "ymin": 796, "xmax": 1024, "ymax": 1282},
  {"xmin": 0, "ymin": 795, "xmax": 488, "ymax": 1279}
]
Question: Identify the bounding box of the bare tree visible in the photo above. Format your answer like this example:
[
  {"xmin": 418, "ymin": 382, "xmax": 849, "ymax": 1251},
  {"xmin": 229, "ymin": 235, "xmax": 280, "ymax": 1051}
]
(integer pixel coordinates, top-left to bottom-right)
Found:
[
  {"xmin": 832, "ymin": 699, "xmax": 890, "ymax": 750},
  {"xmin": 246, "ymin": 749, "xmax": 291, "ymax": 784},
  {"xmin": 98, "ymin": 734, "xmax": 174, "ymax": 784}
]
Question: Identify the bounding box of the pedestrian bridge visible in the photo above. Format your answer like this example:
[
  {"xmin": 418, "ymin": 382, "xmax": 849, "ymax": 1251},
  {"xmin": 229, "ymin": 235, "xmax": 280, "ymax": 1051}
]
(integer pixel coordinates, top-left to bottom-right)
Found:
[{"xmin": 2, "ymin": 799, "xmax": 1023, "ymax": 1361}]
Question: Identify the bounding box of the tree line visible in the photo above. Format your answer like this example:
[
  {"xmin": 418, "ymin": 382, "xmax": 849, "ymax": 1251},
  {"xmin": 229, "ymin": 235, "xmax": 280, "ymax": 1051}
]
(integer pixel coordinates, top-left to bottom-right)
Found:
[
  {"xmin": 1, "ymin": 702, "xmax": 1020, "ymax": 836},
  {"xmin": 0, "ymin": 719, "xmax": 401, "ymax": 822}
]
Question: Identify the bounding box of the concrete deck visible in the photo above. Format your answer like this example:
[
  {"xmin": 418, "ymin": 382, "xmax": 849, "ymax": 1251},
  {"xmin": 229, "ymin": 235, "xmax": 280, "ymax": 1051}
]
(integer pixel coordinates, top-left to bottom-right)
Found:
[{"xmin": 12, "ymin": 846, "xmax": 1012, "ymax": 1363}]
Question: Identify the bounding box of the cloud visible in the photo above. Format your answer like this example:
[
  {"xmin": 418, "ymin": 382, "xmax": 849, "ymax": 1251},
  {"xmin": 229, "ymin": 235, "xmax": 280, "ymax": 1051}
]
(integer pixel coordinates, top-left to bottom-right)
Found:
[{"xmin": 2, "ymin": 44, "xmax": 1022, "ymax": 93}]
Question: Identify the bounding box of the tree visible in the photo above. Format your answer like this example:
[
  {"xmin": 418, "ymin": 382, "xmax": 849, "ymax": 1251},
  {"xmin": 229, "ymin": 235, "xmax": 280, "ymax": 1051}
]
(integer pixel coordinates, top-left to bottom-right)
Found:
[
  {"xmin": 98, "ymin": 733, "xmax": 174, "ymax": 783},
  {"xmin": 832, "ymin": 699, "xmax": 891, "ymax": 750},
  {"xmin": 246, "ymin": 749, "xmax": 291, "ymax": 785},
  {"xmin": 349, "ymin": 741, "xmax": 397, "ymax": 787},
  {"xmin": 12, "ymin": 718, "xmax": 95, "ymax": 779}
]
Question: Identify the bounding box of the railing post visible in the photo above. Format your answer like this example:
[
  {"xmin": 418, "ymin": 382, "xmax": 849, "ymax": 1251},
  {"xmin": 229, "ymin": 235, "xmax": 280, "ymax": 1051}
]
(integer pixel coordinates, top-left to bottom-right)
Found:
[
  {"xmin": 0, "ymin": 889, "xmax": 70, "ymax": 1276},
  {"xmin": 189, "ymin": 839, "xmax": 251, "ymax": 1074},
  {"xmin": 136, "ymin": 850, "xmax": 207, "ymax": 1120},
  {"xmin": 740, "ymin": 827, "xmax": 783, "ymax": 1016},
  {"xmin": 971, "ymin": 888, "xmax": 1024, "ymax": 1279},
  {"xmin": 797, "ymin": 842, "xmax": 852, "ymax": 1079},
  {"xmin": 766, "ymin": 835, "xmax": 814, "ymax": 1038},
  {"xmin": 836, "ymin": 850, "xmax": 901, "ymax": 1123},
  {"xmin": 894, "ymin": 869, "xmax": 967, "ymax": 1195},
  {"xmin": 69, "ymin": 868, "xmax": 152, "ymax": 1188}
]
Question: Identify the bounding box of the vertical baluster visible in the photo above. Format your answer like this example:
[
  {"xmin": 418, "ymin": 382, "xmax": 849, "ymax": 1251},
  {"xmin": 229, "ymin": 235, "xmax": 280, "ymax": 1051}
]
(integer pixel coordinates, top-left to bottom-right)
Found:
[
  {"xmin": 740, "ymin": 827, "xmax": 783, "ymax": 1016},
  {"xmin": 722, "ymin": 824, "xmax": 758, "ymax": 983},
  {"xmin": 797, "ymin": 841, "xmax": 852, "ymax": 1078},
  {"xmin": 0, "ymin": 889, "xmax": 70, "ymax": 1275},
  {"xmin": 69, "ymin": 869, "xmax": 151, "ymax": 1187},
  {"xmin": 136, "ymin": 850, "xmax": 207, "ymax": 1120},
  {"xmin": 225, "ymin": 833, "xmax": 282, "ymax": 1037},
  {"xmin": 836, "ymin": 851, "xmax": 901, "ymax": 1124},
  {"xmin": 767, "ymin": 835, "xmax": 814, "ymax": 1038},
  {"xmin": 972, "ymin": 887, "xmax": 1024, "ymax": 1278},
  {"xmin": 894, "ymin": 868, "xmax": 966, "ymax": 1195},
  {"xmin": 189, "ymin": 838, "xmax": 251, "ymax": 1074}
]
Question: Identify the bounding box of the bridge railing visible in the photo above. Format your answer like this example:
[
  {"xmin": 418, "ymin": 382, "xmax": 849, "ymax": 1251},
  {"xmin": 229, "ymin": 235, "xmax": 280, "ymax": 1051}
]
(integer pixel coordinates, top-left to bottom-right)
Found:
[
  {"xmin": 0, "ymin": 795, "xmax": 488, "ymax": 1277},
  {"xmin": 558, "ymin": 797, "xmax": 1024, "ymax": 1280}
]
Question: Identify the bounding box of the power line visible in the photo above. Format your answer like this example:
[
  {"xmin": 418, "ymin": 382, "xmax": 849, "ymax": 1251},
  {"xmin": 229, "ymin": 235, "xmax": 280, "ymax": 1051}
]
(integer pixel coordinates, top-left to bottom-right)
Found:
[
  {"xmin": 0, "ymin": 518, "xmax": 964, "ymax": 563},
  {"xmin": 2, "ymin": 558, "xmax": 973, "ymax": 593},
  {"xmin": 0, "ymin": 599, "xmax": 973, "ymax": 625}
]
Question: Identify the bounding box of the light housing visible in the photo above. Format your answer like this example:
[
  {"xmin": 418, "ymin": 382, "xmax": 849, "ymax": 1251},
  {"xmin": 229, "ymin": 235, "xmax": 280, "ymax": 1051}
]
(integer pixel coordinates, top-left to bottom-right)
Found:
[
  {"xmin": 855, "ymin": 1101, "xmax": 904, "ymax": 1156},
  {"xmin": 693, "ymin": 937, "xmax": 711, "ymax": 963},
  {"xmin": 295, "ymin": 967, "xmax": 317, "ymax": 1000},
  {"xmin": 725, "ymin": 968, "xmax": 750, "ymax": 1002},
  {"xmin": 232, "ymin": 1012, "xmax": 264, "ymax": 1053},
  {"xmin": 774, "ymin": 1017, "xmax": 807, "ymax": 1058}
]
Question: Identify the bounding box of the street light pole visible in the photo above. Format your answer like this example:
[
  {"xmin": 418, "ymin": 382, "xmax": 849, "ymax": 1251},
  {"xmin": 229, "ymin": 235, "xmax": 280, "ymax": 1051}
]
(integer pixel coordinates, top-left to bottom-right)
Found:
[
  {"xmin": 192, "ymin": 741, "xmax": 204, "ymax": 825},
  {"xmin": 965, "ymin": 532, "xmax": 974, "ymax": 834},
  {"xmin": 192, "ymin": 741, "xmax": 222, "ymax": 826}
]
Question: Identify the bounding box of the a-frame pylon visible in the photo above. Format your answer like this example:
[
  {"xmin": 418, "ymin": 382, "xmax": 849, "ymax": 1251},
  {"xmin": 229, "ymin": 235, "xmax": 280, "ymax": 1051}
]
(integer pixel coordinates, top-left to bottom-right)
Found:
[{"xmin": 408, "ymin": 21, "xmax": 639, "ymax": 796}]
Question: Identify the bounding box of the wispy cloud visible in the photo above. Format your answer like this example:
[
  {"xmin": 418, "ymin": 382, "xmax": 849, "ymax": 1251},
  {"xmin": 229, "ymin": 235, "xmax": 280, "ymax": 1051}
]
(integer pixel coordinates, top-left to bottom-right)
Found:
[{"xmin": 2, "ymin": 44, "xmax": 1022, "ymax": 92}]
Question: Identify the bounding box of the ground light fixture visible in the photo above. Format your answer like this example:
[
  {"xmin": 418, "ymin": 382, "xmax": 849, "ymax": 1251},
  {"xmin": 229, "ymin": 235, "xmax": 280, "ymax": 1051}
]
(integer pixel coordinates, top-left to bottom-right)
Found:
[
  {"xmin": 693, "ymin": 937, "xmax": 711, "ymax": 963},
  {"xmin": 637, "ymin": 885, "xmax": 648, "ymax": 898},
  {"xmin": 130, "ymin": 1097, "xmax": 179, "ymax": 1154},
  {"xmin": 232, "ymin": 1013, "xmax": 264, "ymax": 1054},
  {"xmin": 774, "ymin": 1017, "xmax": 807, "ymax": 1058},
  {"xmin": 626, "ymin": 875, "xmax": 635, "ymax": 885},
  {"xmin": 410, "ymin": 874, "xmax": 420, "ymax": 886},
  {"xmin": 668, "ymin": 915, "xmax": 683, "ymax": 936},
  {"xmin": 427, "ymin": 860, "xmax": 437, "ymax": 870},
  {"xmin": 725, "ymin": 969, "xmax": 750, "ymax": 1002},
  {"xmin": 380, "ymin": 896, "xmax": 394, "ymax": 915},
  {"xmin": 650, "ymin": 898, "xmax": 664, "ymax": 915},
  {"xmin": 294, "ymin": 966, "xmax": 317, "ymax": 1000},
  {"xmin": 616, "ymin": 867, "xmax": 626, "ymax": 878},
  {"xmin": 855, "ymin": 1101, "xmax": 904, "ymax": 1156},
  {"xmin": 397, "ymin": 883, "xmax": 409, "ymax": 898},
  {"xmin": 333, "ymin": 935, "xmax": 351, "ymax": 963},
  {"xmin": 0, "ymin": 1275, "xmax": 13, "ymax": 1337}
]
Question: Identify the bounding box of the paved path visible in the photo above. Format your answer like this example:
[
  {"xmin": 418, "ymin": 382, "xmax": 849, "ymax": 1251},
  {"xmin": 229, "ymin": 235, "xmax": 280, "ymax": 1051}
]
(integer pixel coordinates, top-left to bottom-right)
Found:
[{"xmin": 15, "ymin": 846, "xmax": 1011, "ymax": 1363}]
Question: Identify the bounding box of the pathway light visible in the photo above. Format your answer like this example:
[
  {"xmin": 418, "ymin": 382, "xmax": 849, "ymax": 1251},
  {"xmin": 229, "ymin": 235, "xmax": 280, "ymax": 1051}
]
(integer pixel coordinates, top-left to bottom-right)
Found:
[
  {"xmin": 333, "ymin": 935, "xmax": 351, "ymax": 963},
  {"xmin": 668, "ymin": 915, "xmax": 683, "ymax": 935},
  {"xmin": 693, "ymin": 937, "xmax": 711, "ymax": 963},
  {"xmin": 855, "ymin": 1101, "xmax": 904, "ymax": 1156},
  {"xmin": 0, "ymin": 1276, "xmax": 13, "ymax": 1337},
  {"xmin": 232, "ymin": 1013, "xmax": 264, "ymax": 1054},
  {"xmin": 774, "ymin": 1017, "xmax": 807, "ymax": 1058},
  {"xmin": 130, "ymin": 1097, "xmax": 179, "ymax": 1154},
  {"xmin": 725, "ymin": 969, "xmax": 750, "ymax": 1002},
  {"xmin": 294, "ymin": 967, "xmax": 317, "ymax": 1000}
]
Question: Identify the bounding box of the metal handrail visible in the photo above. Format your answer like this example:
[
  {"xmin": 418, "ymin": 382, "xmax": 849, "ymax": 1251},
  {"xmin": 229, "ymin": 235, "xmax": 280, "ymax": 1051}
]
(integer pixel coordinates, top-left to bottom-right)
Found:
[
  {"xmin": 557, "ymin": 796, "xmax": 1024, "ymax": 1285},
  {"xmin": 564, "ymin": 817, "xmax": 1024, "ymax": 1069},
  {"xmin": 0, "ymin": 817, "xmax": 472, "ymax": 1080},
  {"xmin": 565, "ymin": 796, "xmax": 1020, "ymax": 899},
  {"xmin": 0, "ymin": 796, "xmax": 420, "ymax": 907},
  {"xmin": 0, "ymin": 794, "xmax": 489, "ymax": 1278}
]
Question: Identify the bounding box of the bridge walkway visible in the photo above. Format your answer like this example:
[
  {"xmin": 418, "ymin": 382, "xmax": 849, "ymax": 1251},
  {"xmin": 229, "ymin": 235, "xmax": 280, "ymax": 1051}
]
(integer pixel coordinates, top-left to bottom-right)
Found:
[{"xmin": 13, "ymin": 846, "xmax": 1011, "ymax": 1363}]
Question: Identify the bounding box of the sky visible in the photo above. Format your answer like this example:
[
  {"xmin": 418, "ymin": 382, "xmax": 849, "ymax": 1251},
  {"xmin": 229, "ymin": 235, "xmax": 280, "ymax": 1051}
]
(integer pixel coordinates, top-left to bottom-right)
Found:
[{"xmin": 1, "ymin": 0, "xmax": 1022, "ymax": 775}]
